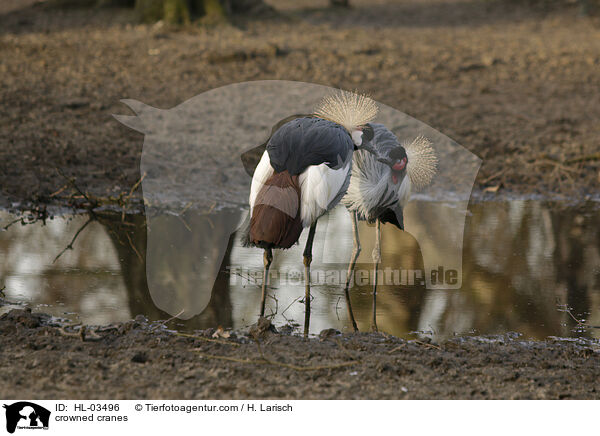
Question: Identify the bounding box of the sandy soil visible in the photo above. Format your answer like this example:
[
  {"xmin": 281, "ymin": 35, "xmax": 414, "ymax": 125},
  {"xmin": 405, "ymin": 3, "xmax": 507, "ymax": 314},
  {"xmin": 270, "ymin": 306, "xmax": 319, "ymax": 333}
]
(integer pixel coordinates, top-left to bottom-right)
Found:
[
  {"xmin": 1, "ymin": 309, "xmax": 598, "ymax": 399},
  {"xmin": 0, "ymin": 0, "xmax": 599, "ymax": 210}
]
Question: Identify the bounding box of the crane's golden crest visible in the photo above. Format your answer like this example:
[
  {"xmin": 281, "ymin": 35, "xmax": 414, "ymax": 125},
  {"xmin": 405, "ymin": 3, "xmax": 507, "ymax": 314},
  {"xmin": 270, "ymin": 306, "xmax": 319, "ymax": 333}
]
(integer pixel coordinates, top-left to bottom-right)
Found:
[
  {"xmin": 314, "ymin": 90, "xmax": 379, "ymax": 132},
  {"xmin": 404, "ymin": 136, "xmax": 438, "ymax": 190}
]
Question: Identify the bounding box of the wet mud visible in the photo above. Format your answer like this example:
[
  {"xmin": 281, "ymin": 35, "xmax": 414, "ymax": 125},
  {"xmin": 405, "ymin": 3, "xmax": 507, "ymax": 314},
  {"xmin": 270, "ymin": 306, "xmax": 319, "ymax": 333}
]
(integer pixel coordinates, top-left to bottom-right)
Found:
[{"xmin": 0, "ymin": 309, "xmax": 598, "ymax": 399}]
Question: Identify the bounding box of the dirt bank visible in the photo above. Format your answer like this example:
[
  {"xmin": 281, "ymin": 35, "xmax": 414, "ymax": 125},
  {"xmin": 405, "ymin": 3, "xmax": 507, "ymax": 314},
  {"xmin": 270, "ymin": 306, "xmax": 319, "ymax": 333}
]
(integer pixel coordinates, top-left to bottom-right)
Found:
[
  {"xmin": 1, "ymin": 0, "xmax": 599, "ymax": 211},
  {"xmin": 0, "ymin": 309, "xmax": 598, "ymax": 399}
]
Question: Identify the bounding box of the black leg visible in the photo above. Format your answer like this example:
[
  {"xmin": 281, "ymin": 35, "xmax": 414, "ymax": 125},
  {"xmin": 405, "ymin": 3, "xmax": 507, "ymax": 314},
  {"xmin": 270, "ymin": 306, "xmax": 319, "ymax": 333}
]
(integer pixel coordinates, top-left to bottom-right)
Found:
[
  {"xmin": 371, "ymin": 219, "xmax": 381, "ymax": 332},
  {"xmin": 259, "ymin": 248, "xmax": 273, "ymax": 317},
  {"xmin": 303, "ymin": 221, "xmax": 317, "ymax": 338},
  {"xmin": 343, "ymin": 211, "xmax": 360, "ymax": 332}
]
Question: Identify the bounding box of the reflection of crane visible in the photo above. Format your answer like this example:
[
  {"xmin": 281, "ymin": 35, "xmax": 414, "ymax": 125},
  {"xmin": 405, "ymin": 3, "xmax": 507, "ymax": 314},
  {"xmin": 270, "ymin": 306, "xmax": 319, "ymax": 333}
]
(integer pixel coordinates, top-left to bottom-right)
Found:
[
  {"xmin": 342, "ymin": 126, "xmax": 437, "ymax": 331},
  {"xmin": 242, "ymin": 91, "xmax": 387, "ymax": 337}
]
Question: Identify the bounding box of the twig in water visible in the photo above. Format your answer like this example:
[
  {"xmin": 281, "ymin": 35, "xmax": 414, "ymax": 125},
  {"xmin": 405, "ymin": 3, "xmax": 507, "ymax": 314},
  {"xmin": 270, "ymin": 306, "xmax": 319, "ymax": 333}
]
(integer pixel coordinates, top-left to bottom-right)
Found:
[
  {"xmin": 52, "ymin": 218, "xmax": 93, "ymax": 263},
  {"xmin": 2, "ymin": 207, "xmax": 48, "ymax": 230},
  {"xmin": 231, "ymin": 270, "xmax": 259, "ymax": 285},
  {"xmin": 152, "ymin": 308, "xmax": 185, "ymax": 330},
  {"xmin": 2, "ymin": 217, "xmax": 24, "ymax": 231},
  {"xmin": 557, "ymin": 304, "xmax": 600, "ymax": 329},
  {"xmin": 180, "ymin": 202, "xmax": 193, "ymax": 215},
  {"xmin": 281, "ymin": 296, "xmax": 301, "ymax": 319},
  {"xmin": 176, "ymin": 214, "xmax": 192, "ymax": 232},
  {"xmin": 335, "ymin": 296, "xmax": 342, "ymax": 320},
  {"xmin": 121, "ymin": 172, "xmax": 146, "ymax": 222},
  {"xmin": 267, "ymin": 294, "xmax": 279, "ymax": 317},
  {"xmin": 125, "ymin": 232, "xmax": 143, "ymax": 263}
]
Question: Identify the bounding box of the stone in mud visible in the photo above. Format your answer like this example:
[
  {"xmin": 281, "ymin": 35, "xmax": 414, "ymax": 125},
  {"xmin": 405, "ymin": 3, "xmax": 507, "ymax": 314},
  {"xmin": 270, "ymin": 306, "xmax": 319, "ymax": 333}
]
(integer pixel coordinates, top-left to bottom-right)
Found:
[
  {"xmin": 249, "ymin": 316, "xmax": 277, "ymax": 341},
  {"xmin": 319, "ymin": 328, "xmax": 341, "ymax": 340},
  {"xmin": 0, "ymin": 308, "xmax": 50, "ymax": 329},
  {"xmin": 131, "ymin": 351, "xmax": 149, "ymax": 363}
]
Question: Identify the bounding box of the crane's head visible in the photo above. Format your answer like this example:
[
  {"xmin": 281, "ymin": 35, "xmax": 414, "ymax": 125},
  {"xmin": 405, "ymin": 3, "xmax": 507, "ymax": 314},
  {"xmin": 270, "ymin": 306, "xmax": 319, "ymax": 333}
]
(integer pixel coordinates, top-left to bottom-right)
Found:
[
  {"xmin": 375, "ymin": 136, "xmax": 438, "ymax": 188},
  {"xmin": 382, "ymin": 145, "xmax": 408, "ymax": 185},
  {"xmin": 315, "ymin": 90, "xmax": 379, "ymax": 147},
  {"xmin": 351, "ymin": 123, "xmax": 375, "ymax": 148}
]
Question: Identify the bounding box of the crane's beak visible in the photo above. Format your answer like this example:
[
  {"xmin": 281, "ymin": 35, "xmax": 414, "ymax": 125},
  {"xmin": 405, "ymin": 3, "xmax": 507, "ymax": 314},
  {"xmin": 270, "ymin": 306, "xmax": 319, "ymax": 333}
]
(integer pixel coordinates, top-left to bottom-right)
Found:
[
  {"xmin": 377, "ymin": 156, "xmax": 394, "ymax": 167},
  {"xmin": 357, "ymin": 141, "xmax": 396, "ymax": 167},
  {"xmin": 355, "ymin": 140, "xmax": 374, "ymax": 153}
]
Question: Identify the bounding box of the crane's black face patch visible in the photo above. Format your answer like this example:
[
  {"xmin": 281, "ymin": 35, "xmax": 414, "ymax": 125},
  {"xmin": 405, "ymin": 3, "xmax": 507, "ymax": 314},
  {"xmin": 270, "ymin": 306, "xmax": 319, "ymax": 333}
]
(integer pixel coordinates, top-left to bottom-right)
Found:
[{"xmin": 388, "ymin": 145, "xmax": 407, "ymax": 162}]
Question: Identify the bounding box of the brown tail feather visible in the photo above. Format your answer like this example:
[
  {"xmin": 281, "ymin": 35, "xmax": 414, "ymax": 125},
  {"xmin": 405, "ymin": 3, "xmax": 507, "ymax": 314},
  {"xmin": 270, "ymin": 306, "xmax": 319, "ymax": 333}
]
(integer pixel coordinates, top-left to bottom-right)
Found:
[{"xmin": 250, "ymin": 170, "xmax": 303, "ymax": 249}]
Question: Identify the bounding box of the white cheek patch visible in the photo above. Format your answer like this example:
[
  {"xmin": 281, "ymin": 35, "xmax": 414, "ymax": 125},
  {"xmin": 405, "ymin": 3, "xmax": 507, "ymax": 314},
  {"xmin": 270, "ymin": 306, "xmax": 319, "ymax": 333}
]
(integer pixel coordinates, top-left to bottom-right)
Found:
[{"xmin": 351, "ymin": 130, "xmax": 363, "ymax": 146}]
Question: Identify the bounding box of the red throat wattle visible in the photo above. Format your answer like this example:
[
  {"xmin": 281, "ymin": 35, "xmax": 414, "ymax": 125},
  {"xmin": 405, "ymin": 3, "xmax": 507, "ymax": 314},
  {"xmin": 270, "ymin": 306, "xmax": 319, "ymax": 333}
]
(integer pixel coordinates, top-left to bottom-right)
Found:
[{"xmin": 391, "ymin": 157, "xmax": 407, "ymax": 184}]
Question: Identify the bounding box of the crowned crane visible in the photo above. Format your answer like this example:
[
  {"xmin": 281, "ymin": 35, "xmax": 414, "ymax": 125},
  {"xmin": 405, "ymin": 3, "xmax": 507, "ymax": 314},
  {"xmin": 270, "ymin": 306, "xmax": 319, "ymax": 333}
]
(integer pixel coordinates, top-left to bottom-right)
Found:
[
  {"xmin": 341, "ymin": 125, "xmax": 437, "ymax": 332},
  {"xmin": 242, "ymin": 91, "xmax": 391, "ymax": 337}
]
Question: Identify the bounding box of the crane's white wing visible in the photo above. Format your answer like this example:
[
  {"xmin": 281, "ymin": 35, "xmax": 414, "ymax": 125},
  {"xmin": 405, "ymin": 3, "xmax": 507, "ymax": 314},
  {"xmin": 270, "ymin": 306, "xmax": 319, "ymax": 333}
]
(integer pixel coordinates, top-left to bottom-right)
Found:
[{"xmin": 299, "ymin": 162, "xmax": 351, "ymax": 227}]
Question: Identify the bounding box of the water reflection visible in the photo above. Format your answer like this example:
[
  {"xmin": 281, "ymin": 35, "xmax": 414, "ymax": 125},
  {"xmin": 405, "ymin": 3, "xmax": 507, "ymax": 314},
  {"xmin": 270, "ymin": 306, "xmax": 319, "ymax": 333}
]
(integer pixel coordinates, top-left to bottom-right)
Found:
[{"xmin": 0, "ymin": 201, "xmax": 598, "ymax": 340}]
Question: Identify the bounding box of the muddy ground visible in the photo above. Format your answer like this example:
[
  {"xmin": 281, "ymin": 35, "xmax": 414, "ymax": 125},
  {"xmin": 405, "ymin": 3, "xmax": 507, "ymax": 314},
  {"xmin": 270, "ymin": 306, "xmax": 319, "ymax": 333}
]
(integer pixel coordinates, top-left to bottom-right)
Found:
[
  {"xmin": 1, "ymin": 0, "xmax": 600, "ymax": 399},
  {"xmin": 1, "ymin": 309, "xmax": 598, "ymax": 399},
  {"xmin": 1, "ymin": 0, "xmax": 599, "ymax": 210}
]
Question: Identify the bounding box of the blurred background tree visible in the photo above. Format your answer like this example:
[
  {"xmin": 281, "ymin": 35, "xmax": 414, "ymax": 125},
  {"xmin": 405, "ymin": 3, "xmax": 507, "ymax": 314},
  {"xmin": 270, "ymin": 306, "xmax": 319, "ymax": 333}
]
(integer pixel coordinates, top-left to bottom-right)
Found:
[
  {"xmin": 505, "ymin": 0, "xmax": 597, "ymax": 15},
  {"xmin": 135, "ymin": 0, "xmax": 271, "ymax": 24},
  {"xmin": 47, "ymin": 0, "xmax": 273, "ymax": 23}
]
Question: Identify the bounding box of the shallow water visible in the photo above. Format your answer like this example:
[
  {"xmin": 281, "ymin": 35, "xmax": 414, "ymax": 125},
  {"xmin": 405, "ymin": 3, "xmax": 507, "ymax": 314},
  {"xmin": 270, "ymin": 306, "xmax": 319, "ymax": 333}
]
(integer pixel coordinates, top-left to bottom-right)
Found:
[{"xmin": 0, "ymin": 201, "xmax": 598, "ymax": 340}]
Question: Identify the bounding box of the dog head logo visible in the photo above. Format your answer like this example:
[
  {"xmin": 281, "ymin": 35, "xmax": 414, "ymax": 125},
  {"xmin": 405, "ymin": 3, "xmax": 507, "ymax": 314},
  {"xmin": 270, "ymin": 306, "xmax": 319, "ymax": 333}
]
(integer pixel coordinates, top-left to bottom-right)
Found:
[{"xmin": 3, "ymin": 402, "xmax": 50, "ymax": 434}]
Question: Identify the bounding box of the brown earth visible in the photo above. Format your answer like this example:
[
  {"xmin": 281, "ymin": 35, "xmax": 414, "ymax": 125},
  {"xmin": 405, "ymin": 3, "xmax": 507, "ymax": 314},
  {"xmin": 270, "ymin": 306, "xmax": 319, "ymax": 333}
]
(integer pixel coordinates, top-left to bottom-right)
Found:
[
  {"xmin": 0, "ymin": 309, "xmax": 598, "ymax": 399},
  {"xmin": 0, "ymin": 0, "xmax": 599, "ymax": 210},
  {"xmin": 1, "ymin": 0, "xmax": 600, "ymax": 400}
]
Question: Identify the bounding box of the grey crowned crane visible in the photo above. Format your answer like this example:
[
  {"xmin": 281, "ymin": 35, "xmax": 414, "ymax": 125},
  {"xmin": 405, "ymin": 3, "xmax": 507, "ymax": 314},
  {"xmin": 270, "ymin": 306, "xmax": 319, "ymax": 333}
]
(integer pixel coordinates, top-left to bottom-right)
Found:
[
  {"xmin": 341, "ymin": 125, "xmax": 437, "ymax": 332},
  {"xmin": 243, "ymin": 91, "xmax": 385, "ymax": 337}
]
